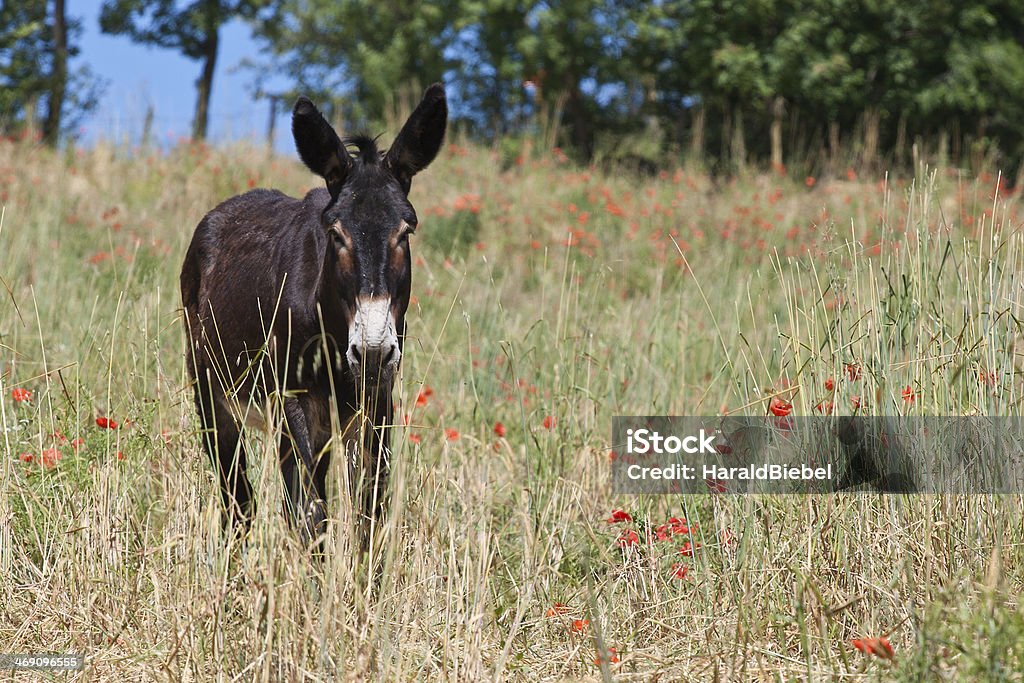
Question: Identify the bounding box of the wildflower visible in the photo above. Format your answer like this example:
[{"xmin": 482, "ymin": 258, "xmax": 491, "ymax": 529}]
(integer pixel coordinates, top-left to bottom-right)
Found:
[
  {"xmin": 41, "ymin": 448, "xmax": 60, "ymax": 469},
  {"xmin": 493, "ymin": 422, "xmax": 506, "ymax": 438},
  {"xmin": 679, "ymin": 540, "xmax": 700, "ymax": 557},
  {"xmin": 19, "ymin": 452, "xmax": 33, "ymax": 463},
  {"xmin": 805, "ymin": 176, "xmax": 816, "ymax": 188},
  {"xmin": 671, "ymin": 563, "xmax": 689, "ymax": 579},
  {"xmin": 706, "ymin": 478, "xmax": 727, "ymax": 493},
  {"xmin": 594, "ymin": 647, "xmax": 620, "ymax": 665},
  {"xmin": 11, "ymin": 388, "xmax": 32, "ymax": 402},
  {"xmin": 96, "ymin": 416, "xmax": 118, "ymax": 429},
  {"xmin": 769, "ymin": 397, "xmax": 792, "ymax": 417},
  {"xmin": 571, "ymin": 619, "xmax": 589, "ymax": 633},
  {"xmin": 116, "ymin": 451, "xmax": 125, "ymax": 461},
  {"xmin": 409, "ymin": 433, "xmax": 422, "ymax": 444},
  {"xmin": 71, "ymin": 438, "xmax": 85, "ymax": 451},
  {"xmin": 852, "ymin": 637, "xmax": 895, "ymax": 660},
  {"xmin": 542, "ymin": 415, "xmax": 556, "ymax": 429},
  {"xmin": 668, "ymin": 517, "xmax": 694, "ymax": 534},
  {"xmin": 444, "ymin": 427, "xmax": 459, "ymax": 441},
  {"xmin": 850, "ymin": 395, "xmax": 862, "ymax": 410},
  {"xmin": 844, "ymin": 362, "xmax": 862, "ymax": 380},
  {"xmin": 617, "ymin": 530, "xmax": 640, "ymax": 547},
  {"xmin": 415, "ymin": 387, "xmax": 432, "ymax": 407},
  {"xmin": 607, "ymin": 509, "xmax": 632, "ymax": 523},
  {"xmin": 824, "ymin": 377, "xmax": 835, "ymax": 391},
  {"xmin": 815, "ymin": 400, "xmax": 834, "ymax": 414},
  {"xmin": 545, "ymin": 603, "xmax": 569, "ymax": 617},
  {"xmin": 901, "ymin": 386, "xmax": 916, "ymax": 403}
]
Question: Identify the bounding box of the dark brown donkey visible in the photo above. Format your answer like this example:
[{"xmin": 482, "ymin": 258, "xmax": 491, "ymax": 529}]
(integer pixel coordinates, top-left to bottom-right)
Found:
[{"xmin": 180, "ymin": 84, "xmax": 447, "ymax": 545}]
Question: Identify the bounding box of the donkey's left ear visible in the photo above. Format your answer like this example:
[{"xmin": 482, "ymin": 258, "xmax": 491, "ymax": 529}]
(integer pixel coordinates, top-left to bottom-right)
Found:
[{"xmin": 385, "ymin": 83, "xmax": 448, "ymax": 193}]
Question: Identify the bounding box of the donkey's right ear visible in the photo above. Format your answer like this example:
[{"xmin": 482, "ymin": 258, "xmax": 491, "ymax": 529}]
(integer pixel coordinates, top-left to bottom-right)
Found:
[{"xmin": 292, "ymin": 97, "xmax": 351, "ymax": 198}]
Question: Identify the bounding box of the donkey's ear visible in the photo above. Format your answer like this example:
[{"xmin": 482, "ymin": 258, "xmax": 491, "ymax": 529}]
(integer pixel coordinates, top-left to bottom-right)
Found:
[
  {"xmin": 385, "ymin": 83, "xmax": 448, "ymax": 192},
  {"xmin": 292, "ymin": 97, "xmax": 351, "ymax": 198}
]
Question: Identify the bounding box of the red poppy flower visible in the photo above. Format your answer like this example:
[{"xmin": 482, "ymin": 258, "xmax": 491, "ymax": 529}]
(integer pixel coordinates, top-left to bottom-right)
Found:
[
  {"xmin": 679, "ymin": 540, "xmax": 700, "ymax": 557},
  {"xmin": 71, "ymin": 438, "xmax": 85, "ymax": 451},
  {"xmin": 668, "ymin": 517, "xmax": 693, "ymax": 535},
  {"xmin": 11, "ymin": 388, "xmax": 31, "ymax": 402},
  {"xmin": 409, "ymin": 433, "xmax": 422, "ymax": 444},
  {"xmin": 617, "ymin": 530, "xmax": 640, "ymax": 547},
  {"xmin": 571, "ymin": 619, "xmax": 589, "ymax": 633},
  {"xmin": 19, "ymin": 452, "xmax": 33, "ymax": 463},
  {"xmin": 824, "ymin": 377, "xmax": 835, "ymax": 391},
  {"xmin": 493, "ymin": 422, "xmax": 506, "ymax": 437},
  {"xmin": 96, "ymin": 416, "xmax": 118, "ymax": 429},
  {"xmin": 805, "ymin": 176, "xmax": 816, "ymax": 187},
  {"xmin": 544, "ymin": 603, "xmax": 569, "ymax": 617},
  {"xmin": 41, "ymin": 448, "xmax": 60, "ymax": 469},
  {"xmin": 542, "ymin": 415, "xmax": 556, "ymax": 429},
  {"xmin": 901, "ymin": 386, "xmax": 916, "ymax": 403},
  {"xmin": 769, "ymin": 397, "xmax": 792, "ymax": 416},
  {"xmin": 671, "ymin": 562, "xmax": 689, "ymax": 579},
  {"xmin": 444, "ymin": 427, "xmax": 459, "ymax": 441},
  {"xmin": 606, "ymin": 509, "xmax": 632, "ymax": 523},
  {"xmin": 706, "ymin": 477, "xmax": 728, "ymax": 493},
  {"xmin": 594, "ymin": 647, "xmax": 619, "ymax": 665},
  {"xmin": 844, "ymin": 362, "xmax": 862, "ymax": 380},
  {"xmin": 851, "ymin": 637, "xmax": 895, "ymax": 660}
]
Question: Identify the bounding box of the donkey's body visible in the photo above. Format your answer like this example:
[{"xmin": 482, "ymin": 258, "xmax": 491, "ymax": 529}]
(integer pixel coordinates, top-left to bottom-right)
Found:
[{"xmin": 181, "ymin": 85, "xmax": 447, "ymax": 543}]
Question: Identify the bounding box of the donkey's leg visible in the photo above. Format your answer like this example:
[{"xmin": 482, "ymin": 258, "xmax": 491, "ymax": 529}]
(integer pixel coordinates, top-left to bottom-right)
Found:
[
  {"xmin": 357, "ymin": 394, "xmax": 393, "ymax": 547},
  {"xmin": 193, "ymin": 371, "xmax": 253, "ymax": 531},
  {"xmin": 280, "ymin": 398, "xmax": 328, "ymax": 545}
]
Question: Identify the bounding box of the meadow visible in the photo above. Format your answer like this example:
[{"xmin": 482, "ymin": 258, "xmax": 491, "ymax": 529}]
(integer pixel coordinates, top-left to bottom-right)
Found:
[{"xmin": 2, "ymin": 134, "xmax": 1024, "ymax": 681}]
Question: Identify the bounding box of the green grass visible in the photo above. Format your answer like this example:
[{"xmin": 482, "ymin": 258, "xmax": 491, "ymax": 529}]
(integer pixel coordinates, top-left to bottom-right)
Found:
[{"xmin": 2, "ymin": 136, "xmax": 1024, "ymax": 680}]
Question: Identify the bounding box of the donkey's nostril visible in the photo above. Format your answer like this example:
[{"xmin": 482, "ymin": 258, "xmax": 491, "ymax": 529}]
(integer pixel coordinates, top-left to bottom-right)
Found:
[
  {"xmin": 349, "ymin": 344, "xmax": 362, "ymax": 363},
  {"xmin": 381, "ymin": 344, "xmax": 395, "ymax": 365}
]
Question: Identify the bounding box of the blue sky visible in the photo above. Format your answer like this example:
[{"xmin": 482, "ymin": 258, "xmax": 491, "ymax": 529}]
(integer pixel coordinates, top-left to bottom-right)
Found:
[{"xmin": 77, "ymin": 1, "xmax": 292, "ymax": 150}]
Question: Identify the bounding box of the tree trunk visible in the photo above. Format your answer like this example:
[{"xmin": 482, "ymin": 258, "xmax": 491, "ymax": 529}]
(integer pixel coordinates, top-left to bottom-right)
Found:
[
  {"xmin": 43, "ymin": 0, "xmax": 67, "ymax": 146},
  {"xmin": 828, "ymin": 120, "xmax": 840, "ymax": 171},
  {"xmin": 731, "ymin": 106, "xmax": 746, "ymax": 169},
  {"xmin": 894, "ymin": 111, "xmax": 907, "ymax": 167},
  {"xmin": 192, "ymin": 6, "xmax": 219, "ymax": 141},
  {"xmin": 689, "ymin": 103, "xmax": 705, "ymax": 162},
  {"xmin": 770, "ymin": 96, "xmax": 785, "ymax": 171},
  {"xmin": 862, "ymin": 107, "xmax": 880, "ymax": 170}
]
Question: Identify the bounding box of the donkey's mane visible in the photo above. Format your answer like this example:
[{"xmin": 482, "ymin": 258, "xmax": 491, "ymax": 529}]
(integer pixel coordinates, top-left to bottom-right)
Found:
[{"xmin": 343, "ymin": 135, "xmax": 383, "ymax": 165}]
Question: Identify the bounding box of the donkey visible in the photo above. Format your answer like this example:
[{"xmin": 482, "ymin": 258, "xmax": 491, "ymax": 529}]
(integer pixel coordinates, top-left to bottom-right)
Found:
[{"xmin": 180, "ymin": 84, "xmax": 447, "ymax": 545}]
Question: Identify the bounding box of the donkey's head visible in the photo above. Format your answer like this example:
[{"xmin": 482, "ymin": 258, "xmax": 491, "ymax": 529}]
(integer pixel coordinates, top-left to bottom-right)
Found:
[{"xmin": 292, "ymin": 84, "xmax": 447, "ymax": 386}]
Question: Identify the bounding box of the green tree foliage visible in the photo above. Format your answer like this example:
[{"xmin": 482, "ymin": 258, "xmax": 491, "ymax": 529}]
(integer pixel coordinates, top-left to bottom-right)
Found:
[
  {"xmin": 255, "ymin": 0, "xmax": 456, "ymax": 129},
  {"xmin": 242, "ymin": 0, "xmax": 1024, "ymax": 173},
  {"xmin": 100, "ymin": 0, "xmax": 260, "ymax": 140},
  {"xmin": 0, "ymin": 0, "xmax": 102, "ymax": 144}
]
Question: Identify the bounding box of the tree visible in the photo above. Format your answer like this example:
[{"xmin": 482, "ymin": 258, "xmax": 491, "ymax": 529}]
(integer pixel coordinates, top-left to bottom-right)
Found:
[
  {"xmin": 0, "ymin": 0, "xmax": 101, "ymax": 144},
  {"xmin": 255, "ymin": 0, "xmax": 456, "ymax": 130},
  {"xmin": 43, "ymin": 0, "xmax": 67, "ymax": 145},
  {"xmin": 100, "ymin": 0, "xmax": 259, "ymax": 140}
]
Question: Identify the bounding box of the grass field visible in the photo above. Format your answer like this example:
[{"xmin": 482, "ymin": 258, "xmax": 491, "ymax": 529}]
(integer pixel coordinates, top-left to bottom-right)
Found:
[{"xmin": 3, "ymin": 135, "xmax": 1024, "ymax": 681}]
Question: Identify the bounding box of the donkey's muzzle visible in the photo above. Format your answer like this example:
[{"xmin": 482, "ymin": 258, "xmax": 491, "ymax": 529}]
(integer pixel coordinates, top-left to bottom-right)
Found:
[{"xmin": 347, "ymin": 341, "xmax": 400, "ymax": 383}]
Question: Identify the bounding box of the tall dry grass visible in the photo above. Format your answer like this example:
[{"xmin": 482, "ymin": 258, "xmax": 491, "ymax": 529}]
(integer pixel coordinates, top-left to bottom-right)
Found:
[{"xmin": 2, "ymin": 136, "xmax": 1024, "ymax": 680}]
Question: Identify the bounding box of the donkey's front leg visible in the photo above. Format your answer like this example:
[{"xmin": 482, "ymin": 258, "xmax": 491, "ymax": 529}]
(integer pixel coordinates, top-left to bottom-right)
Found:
[{"xmin": 280, "ymin": 397, "xmax": 328, "ymax": 545}]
